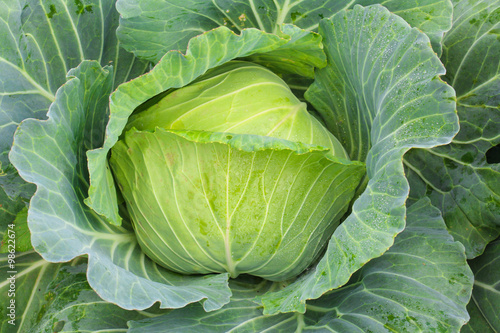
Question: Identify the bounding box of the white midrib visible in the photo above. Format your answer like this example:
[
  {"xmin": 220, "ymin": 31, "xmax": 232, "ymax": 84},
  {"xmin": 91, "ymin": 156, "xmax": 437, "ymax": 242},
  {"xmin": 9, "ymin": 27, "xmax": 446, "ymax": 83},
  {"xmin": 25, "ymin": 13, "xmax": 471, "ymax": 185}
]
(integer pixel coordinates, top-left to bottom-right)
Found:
[
  {"xmin": 17, "ymin": 263, "xmax": 47, "ymax": 330},
  {"xmin": 265, "ymin": 103, "xmax": 304, "ymax": 137},
  {"xmin": 225, "ymin": 146, "xmax": 237, "ymax": 277},
  {"xmin": 0, "ymin": 259, "xmax": 47, "ymax": 289},
  {"xmin": 474, "ymin": 280, "xmax": 500, "ymax": 295}
]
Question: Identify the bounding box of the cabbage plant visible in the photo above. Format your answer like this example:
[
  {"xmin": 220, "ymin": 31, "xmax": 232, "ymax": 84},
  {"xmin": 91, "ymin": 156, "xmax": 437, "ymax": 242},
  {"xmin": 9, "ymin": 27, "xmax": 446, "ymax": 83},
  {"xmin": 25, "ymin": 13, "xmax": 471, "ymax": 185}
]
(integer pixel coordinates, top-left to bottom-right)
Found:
[{"xmin": 0, "ymin": 0, "xmax": 499, "ymax": 332}]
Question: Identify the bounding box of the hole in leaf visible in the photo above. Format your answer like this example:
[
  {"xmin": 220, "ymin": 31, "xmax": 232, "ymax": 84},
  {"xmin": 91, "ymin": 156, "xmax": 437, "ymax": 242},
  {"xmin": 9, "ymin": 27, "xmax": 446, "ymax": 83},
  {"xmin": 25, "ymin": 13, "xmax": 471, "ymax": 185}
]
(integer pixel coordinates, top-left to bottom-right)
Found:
[{"xmin": 486, "ymin": 144, "xmax": 500, "ymax": 164}]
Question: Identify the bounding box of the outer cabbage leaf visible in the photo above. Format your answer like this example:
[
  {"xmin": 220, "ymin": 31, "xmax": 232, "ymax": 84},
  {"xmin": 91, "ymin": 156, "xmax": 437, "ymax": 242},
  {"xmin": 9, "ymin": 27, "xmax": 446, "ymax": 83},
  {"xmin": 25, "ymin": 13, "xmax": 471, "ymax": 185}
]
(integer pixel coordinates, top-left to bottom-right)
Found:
[
  {"xmin": 254, "ymin": 5, "xmax": 458, "ymax": 314},
  {"xmin": 463, "ymin": 300, "xmax": 496, "ymax": 333},
  {"xmin": 0, "ymin": 252, "xmax": 164, "ymax": 332},
  {"xmin": 304, "ymin": 198, "xmax": 472, "ymax": 332},
  {"xmin": 116, "ymin": 0, "xmax": 451, "ymax": 63},
  {"xmin": 462, "ymin": 239, "xmax": 500, "ymax": 332},
  {"xmin": 0, "ymin": 0, "xmax": 148, "ymax": 199},
  {"xmin": 0, "ymin": 206, "xmax": 31, "ymax": 253},
  {"xmin": 0, "ymin": 252, "xmax": 85, "ymax": 332},
  {"xmin": 126, "ymin": 199, "xmax": 472, "ymax": 332},
  {"xmin": 405, "ymin": 0, "xmax": 500, "ymax": 258},
  {"xmin": 9, "ymin": 61, "xmax": 231, "ymax": 312},
  {"xmin": 24, "ymin": 261, "xmax": 164, "ymax": 332},
  {"xmin": 242, "ymin": 24, "xmax": 327, "ymax": 78},
  {"xmin": 0, "ymin": 186, "xmax": 25, "ymax": 239},
  {"xmin": 352, "ymin": 0, "xmax": 452, "ymax": 55}
]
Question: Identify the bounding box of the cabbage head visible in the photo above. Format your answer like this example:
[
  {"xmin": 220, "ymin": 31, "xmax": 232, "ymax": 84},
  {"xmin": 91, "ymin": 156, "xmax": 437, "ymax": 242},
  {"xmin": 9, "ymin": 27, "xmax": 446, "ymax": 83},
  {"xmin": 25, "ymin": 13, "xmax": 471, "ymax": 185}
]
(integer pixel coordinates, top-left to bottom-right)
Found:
[{"xmin": 110, "ymin": 61, "xmax": 365, "ymax": 280}]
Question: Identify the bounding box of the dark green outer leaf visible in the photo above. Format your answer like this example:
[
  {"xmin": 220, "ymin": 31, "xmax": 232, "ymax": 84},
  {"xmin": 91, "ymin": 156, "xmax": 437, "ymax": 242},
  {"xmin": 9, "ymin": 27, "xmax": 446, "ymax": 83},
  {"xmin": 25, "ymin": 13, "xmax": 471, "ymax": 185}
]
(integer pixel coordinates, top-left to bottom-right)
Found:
[
  {"xmin": 256, "ymin": 5, "xmax": 458, "ymax": 315},
  {"xmin": 353, "ymin": 0, "xmax": 453, "ymax": 55},
  {"xmin": 127, "ymin": 277, "xmax": 294, "ymax": 333},
  {"xmin": 10, "ymin": 61, "xmax": 231, "ymax": 312},
  {"xmin": 0, "ymin": 251, "xmax": 86, "ymax": 332},
  {"xmin": 0, "ymin": 186, "xmax": 25, "ymax": 239},
  {"xmin": 0, "ymin": 207, "xmax": 31, "ymax": 253},
  {"xmin": 0, "ymin": 0, "xmax": 149, "ymax": 199},
  {"xmin": 405, "ymin": 0, "xmax": 500, "ymax": 258},
  {"xmin": 0, "ymin": 252, "xmax": 164, "ymax": 333},
  {"xmin": 305, "ymin": 198, "xmax": 472, "ymax": 333},
  {"xmin": 461, "ymin": 239, "xmax": 500, "ymax": 332},
  {"xmin": 27, "ymin": 261, "xmax": 165, "ymax": 333},
  {"xmin": 116, "ymin": 0, "xmax": 452, "ymax": 62},
  {"xmin": 463, "ymin": 300, "xmax": 496, "ymax": 333},
  {"xmin": 243, "ymin": 24, "xmax": 327, "ymax": 78},
  {"xmin": 0, "ymin": 165, "xmax": 35, "ymax": 201},
  {"xmin": 127, "ymin": 198, "xmax": 472, "ymax": 332}
]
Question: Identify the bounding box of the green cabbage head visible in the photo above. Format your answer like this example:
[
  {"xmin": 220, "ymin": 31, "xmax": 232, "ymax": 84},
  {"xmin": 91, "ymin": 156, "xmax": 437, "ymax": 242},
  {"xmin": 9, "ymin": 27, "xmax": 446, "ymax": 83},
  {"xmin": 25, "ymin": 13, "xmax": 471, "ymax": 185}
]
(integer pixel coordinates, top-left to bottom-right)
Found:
[{"xmin": 110, "ymin": 61, "xmax": 365, "ymax": 281}]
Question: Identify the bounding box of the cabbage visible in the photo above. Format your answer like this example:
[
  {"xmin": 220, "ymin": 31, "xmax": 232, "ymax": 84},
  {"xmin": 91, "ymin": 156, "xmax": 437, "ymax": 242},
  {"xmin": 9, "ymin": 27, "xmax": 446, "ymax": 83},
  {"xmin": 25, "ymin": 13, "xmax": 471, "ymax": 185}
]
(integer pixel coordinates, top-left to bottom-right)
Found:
[
  {"xmin": 2, "ymin": 0, "xmax": 498, "ymax": 331},
  {"xmin": 110, "ymin": 61, "xmax": 364, "ymax": 280}
]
